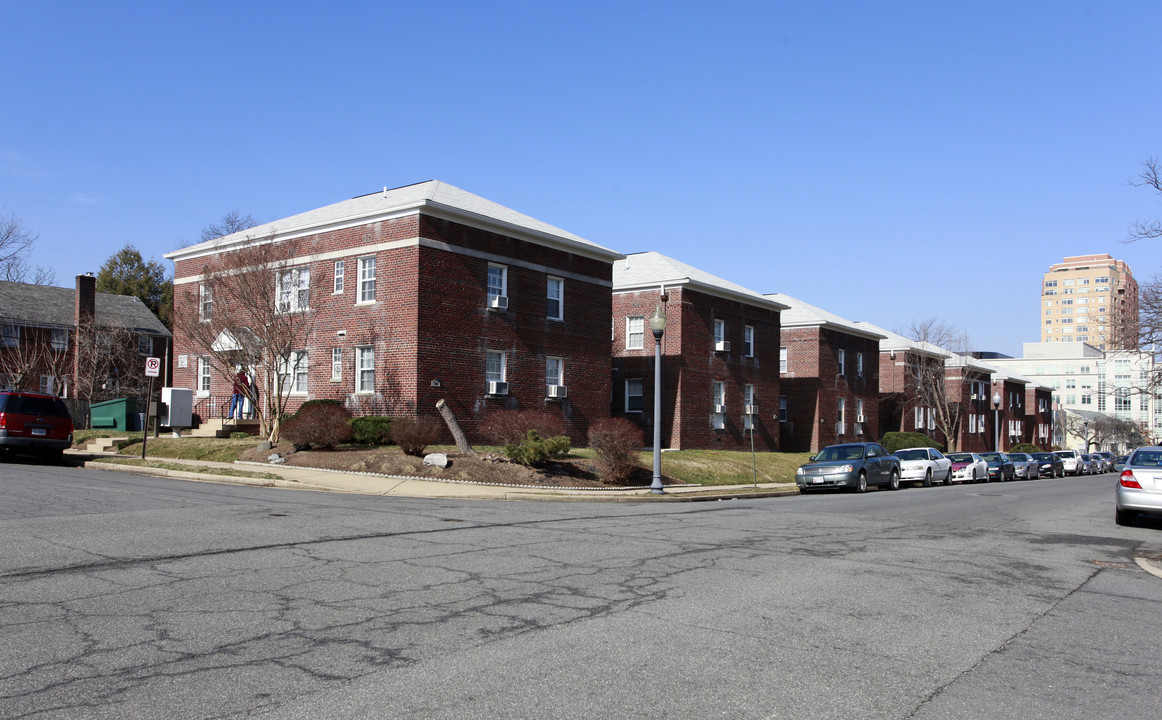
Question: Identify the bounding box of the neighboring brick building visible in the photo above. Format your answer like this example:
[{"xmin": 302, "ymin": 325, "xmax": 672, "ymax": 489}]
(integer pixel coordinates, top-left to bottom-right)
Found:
[
  {"xmin": 0, "ymin": 275, "xmax": 171, "ymax": 417},
  {"xmin": 611, "ymin": 252, "xmax": 786, "ymax": 450},
  {"xmin": 765, "ymin": 294, "xmax": 884, "ymax": 453},
  {"xmin": 165, "ymin": 181, "xmax": 623, "ymax": 444},
  {"xmin": 990, "ymin": 368, "xmax": 1032, "ymax": 452},
  {"xmin": 942, "ymin": 354, "xmax": 996, "ymax": 453},
  {"xmin": 854, "ymin": 323, "xmax": 954, "ymax": 443}
]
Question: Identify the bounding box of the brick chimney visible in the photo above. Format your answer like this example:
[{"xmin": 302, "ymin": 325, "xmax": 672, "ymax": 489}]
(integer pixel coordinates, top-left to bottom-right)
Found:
[{"xmin": 74, "ymin": 273, "xmax": 96, "ymax": 395}]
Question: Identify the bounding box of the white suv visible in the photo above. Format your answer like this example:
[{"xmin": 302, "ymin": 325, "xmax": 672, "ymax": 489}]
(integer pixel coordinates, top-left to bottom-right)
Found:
[{"xmin": 1054, "ymin": 450, "xmax": 1082, "ymax": 476}]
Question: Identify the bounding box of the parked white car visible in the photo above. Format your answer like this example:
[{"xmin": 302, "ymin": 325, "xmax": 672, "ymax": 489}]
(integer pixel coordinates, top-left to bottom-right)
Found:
[
  {"xmin": 1054, "ymin": 450, "xmax": 1083, "ymax": 476},
  {"xmin": 945, "ymin": 452, "xmax": 989, "ymax": 483},
  {"xmin": 893, "ymin": 447, "xmax": 953, "ymax": 486},
  {"xmin": 1007, "ymin": 453, "xmax": 1040, "ymax": 480}
]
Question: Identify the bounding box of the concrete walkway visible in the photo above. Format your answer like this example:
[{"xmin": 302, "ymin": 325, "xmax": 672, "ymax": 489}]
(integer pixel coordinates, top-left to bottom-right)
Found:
[{"xmin": 71, "ymin": 450, "xmax": 799, "ymax": 503}]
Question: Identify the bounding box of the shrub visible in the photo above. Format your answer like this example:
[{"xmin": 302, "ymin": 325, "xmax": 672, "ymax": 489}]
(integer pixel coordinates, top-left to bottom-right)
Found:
[
  {"xmin": 505, "ymin": 430, "xmax": 571, "ymax": 466},
  {"xmin": 350, "ymin": 416, "xmax": 392, "ymax": 445},
  {"xmin": 1010, "ymin": 443, "xmax": 1042, "ymax": 454},
  {"xmin": 392, "ymin": 417, "xmax": 443, "ymax": 456},
  {"xmin": 588, "ymin": 417, "xmax": 644, "ymax": 484},
  {"xmin": 296, "ymin": 398, "xmax": 346, "ymax": 412},
  {"xmin": 281, "ymin": 403, "xmax": 353, "ymax": 449},
  {"xmin": 481, "ymin": 410, "xmax": 568, "ymax": 447},
  {"xmin": 880, "ymin": 431, "xmax": 942, "ymax": 453}
]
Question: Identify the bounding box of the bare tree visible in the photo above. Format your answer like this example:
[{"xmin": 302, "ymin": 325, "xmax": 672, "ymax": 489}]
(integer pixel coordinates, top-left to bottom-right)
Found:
[
  {"xmin": 72, "ymin": 318, "xmax": 149, "ymax": 407},
  {"xmin": 903, "ymin": 319, "xmax": 971, "ymax": 451},
  {"xmin": 172, "ymin": 237, "xmax": 315, "ymax": 442},
  {"xmin": 0, "ymin": 211, "xmax": 55, "ymax": 284},
  {"xmin": 200, "ymin": 209, "xmax": 259, "ymax": 244},
  {"xmin": 1128, "ymin": 157, "xmax": 1162, "ymax": 243}
]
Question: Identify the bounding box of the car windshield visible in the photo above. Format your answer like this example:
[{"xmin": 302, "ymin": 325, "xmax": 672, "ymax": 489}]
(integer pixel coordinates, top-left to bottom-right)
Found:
[
  {"xmin": 1130, "ymin": 451, "xmax": 1162, "ymax": 466},
  {"xmin": 814, "ymin": 445, "xmax": 865, "ymax": 462},
  {"xmin": 946, "ymin": 453, "xmax": 972, "ymax": 463},
  {"xmin": 979, "ymin": 453, "xmax": 1002, "ymax": 462},
  {"xmin": 1032, "ymin": 453, "xmax": 1052, "ymax": 461},
  {"xmin": 894, "ymin": 450, "xmax": 927, "ymax": 461}
]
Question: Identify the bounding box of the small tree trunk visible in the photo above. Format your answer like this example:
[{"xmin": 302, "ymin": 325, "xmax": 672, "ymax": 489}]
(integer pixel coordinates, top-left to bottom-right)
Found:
[{"xmin": 437, "ymin": 399, "xmax": 476, "ymax": 455}]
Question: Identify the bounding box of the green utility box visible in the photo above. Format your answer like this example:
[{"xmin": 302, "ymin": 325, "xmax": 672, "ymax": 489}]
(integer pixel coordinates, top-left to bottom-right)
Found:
[{"xmin": 90, "ymin": 398, "xmax": 137, "ymax": 430}]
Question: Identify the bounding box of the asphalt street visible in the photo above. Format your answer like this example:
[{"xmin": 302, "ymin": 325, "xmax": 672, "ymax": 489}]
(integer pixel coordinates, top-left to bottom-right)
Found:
[{"xmin": 1, "ymin": 462, "xmax": 1160, "ymax": 719}]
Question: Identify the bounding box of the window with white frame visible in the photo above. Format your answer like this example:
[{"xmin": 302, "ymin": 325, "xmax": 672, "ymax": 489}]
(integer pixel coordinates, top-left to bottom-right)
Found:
[
  {"xmin": 969, "ymin": 414, "xmax": 977, "ymax": 433},
  {"xmin": 743, "ymin": 325, "xmax": 754, "ymax": 357},
  {"xmin": 199, "ymin": 283, "xmax": 212, "ymax": 322},
  {"xmin": 779, "ymin": 395, "xmax": 788, "ymax": 422},
  {"xmin": 856, "ymin": 398, "xmax": 864, "ymax": 426},
  {"xmin": 546, "ymin": 356, "xmax": 563, "ymax": 387},
  {"xmin": 779, "ymin": 346, "xmax": 788, "ymax": 373},
  {"xmin": 198, "ymin": 357, "xmax": 211, "ymax": 395},
  {"xmin": 486, "ymin": 350, "xmax": 506, "ymax": 383},
  {"xmin": 547, "ymin": 276, "xmax": 563, "ymax": 320},
  {"xmin": 358, "ymin": 257, "xmax": 376, "ymax": 303},
  {"xmin": 837, "ymin": 397, "xmax": 846, "ymax": 434},
  {"xmin": 138, "ymin": 336, "xmax": 151, "ymax": 355},
  {"xmin": 714, "ymin": 319, "xmax": 725, "ymax": 346},
  {"xmin": 1, "ymin": 324, "xmax": 19, "ymax": 347},
  {"xmin": 625, "ymin": 379, "xmax": 643, "ymax": 412},
  {"xmin": 276, "ymin": 267, "xmax": 310, "ymax": 313},
  {"xmin": 712, "ymin": 381, "xmax": 725, "ymax": 429},
  {"xmin": 743, "ymin": 384, "xmax": 755, "ymax": 430},
  {"xmin": 856, "ymin": 352, "xmax": 864, "ymax": 378},
  {"xmin": 279, "ymin": 351, "xmax": 308, "ymax": 394},
  {"xmin": 356, "ymin": 346, "xmax": 375, "ymax": 393},
  {"xmin": 51, "ymin": 329, "xmax": 68, "ymax": 351},
  {"xmin": 331, "ymin": 347, "xmax": 342, "ymax": 381},
  {"xmin": 838, "ymin": 348, "xmax": 846, "ymax": 377},
  {"xmin": 334, "ymin": 260, "xmax": 345, "ymax": 293},
  {"xmin": 488, "ymin": 264, "xmax": 507, "ymax": 300},
  {"xmin": 915, "ymin": 406, "xmax": 925, "ymax": 429},
  {"xmin": 626, "ymin": 316, "xmax": 644, "ymax": 350}
]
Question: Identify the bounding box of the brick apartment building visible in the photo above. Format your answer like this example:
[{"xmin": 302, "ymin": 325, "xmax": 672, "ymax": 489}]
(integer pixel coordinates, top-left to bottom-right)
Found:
[
  {"xmin": 611, "ymin": 252, "xmax": 786, "ymax": 450},
  {"xmin": 766, "ymin": 294, "xmax": 884, "ymax": 453},
  {"xmin": 165, "ymin": 181, "xmax": 623, "ymax": 444},
  {"xmin": 853, "ymin": 322, "xmax": 954, "ymax": 441},
  {"xmin": 942, "ymin": 354, "xmax": 996, "ymax": 453}
]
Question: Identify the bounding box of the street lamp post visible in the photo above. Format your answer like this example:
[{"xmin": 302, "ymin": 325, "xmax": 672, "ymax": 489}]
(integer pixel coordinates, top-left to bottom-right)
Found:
[
  {"xmin": 992, "ymin": 392, "xmax": 1002, "ymax": 452},
  {"xmin": 649, "ymin": 306, "xmax": 667, "ymax": 494}
]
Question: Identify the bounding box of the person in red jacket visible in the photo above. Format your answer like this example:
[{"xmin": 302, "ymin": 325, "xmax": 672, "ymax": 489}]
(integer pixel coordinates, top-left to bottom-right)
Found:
[{"xmin": 229, "ymin": 368, "xmax": 250, "ymax": 419}]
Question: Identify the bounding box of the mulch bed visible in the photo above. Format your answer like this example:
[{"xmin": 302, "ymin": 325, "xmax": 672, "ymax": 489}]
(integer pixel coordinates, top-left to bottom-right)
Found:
[{"xmin": 237, "ymin": 443, "xmax": 669, "ymax": 488}]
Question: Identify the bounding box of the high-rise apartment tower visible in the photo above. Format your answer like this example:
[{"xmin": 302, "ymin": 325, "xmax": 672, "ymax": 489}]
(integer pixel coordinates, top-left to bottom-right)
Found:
[{"xmin": 1040, "ymin": 254, "xmax": 1138, "ymax": 351}]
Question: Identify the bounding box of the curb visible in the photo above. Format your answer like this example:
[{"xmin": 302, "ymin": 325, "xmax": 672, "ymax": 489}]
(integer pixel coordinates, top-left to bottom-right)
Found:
[{"xmin": 84, "ymin": 461, "xmax": 281, "ymax": 488}]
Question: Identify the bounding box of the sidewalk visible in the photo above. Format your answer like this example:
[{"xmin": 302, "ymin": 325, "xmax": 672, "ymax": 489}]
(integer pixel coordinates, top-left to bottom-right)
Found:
[{"xmin": 72, "ymin": 451, "xmax": 800, "ymax": 503}]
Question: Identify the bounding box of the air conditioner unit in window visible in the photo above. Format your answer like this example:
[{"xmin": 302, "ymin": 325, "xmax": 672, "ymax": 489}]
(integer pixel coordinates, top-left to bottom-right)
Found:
[
  {"xmin": 970, "ymin": 393, "xmax": 978, "ymax": 400},
  {"xmin": 745, "ymin": 404, "xmax": 758, "ymax": 415},
  {"xmin": 715, "ymin": 340, "xmax": 730, "ymax": 352},
  {"xmin": 487, "ymin": 381, "xmax": 509, "ymax": 396},
  {"xmin": 856, "ymin": 414, "xmax": 865, "ymax": 423},
  {"xmin": 546, "ymin": 384, "xmax": 567, "ymax": 399},
  {"xmin": 488, "ymin": 295, "xmax": 508, "ymax": 311},
  {"xmin": 714, "ymin": 404, "xmax": 726, "ymax": 414}
]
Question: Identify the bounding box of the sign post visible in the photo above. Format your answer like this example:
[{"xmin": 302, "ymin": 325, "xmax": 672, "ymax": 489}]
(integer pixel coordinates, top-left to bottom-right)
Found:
[{"xmin": 142, "ymin": 357, "xmax": 160, "ymax": 460}]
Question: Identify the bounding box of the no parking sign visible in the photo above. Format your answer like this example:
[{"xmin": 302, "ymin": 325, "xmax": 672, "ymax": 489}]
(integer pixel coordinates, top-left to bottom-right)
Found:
[{"xmin": 145, "ymin": 356, "xmax": 161, "ymax": 377}]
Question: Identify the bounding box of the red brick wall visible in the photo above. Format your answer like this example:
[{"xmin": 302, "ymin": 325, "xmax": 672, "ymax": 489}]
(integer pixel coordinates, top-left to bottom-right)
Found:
[
  {"xmin": 171, "ymin": 213, "xmax": 613, "ymax": 444},
  {"xmin": 611, "ymin": 287, "xmax": 781, "ymax": 450}
]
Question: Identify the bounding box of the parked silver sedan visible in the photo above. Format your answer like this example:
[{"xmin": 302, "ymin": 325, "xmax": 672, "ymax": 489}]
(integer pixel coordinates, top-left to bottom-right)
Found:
[
  {"xmin": 893, "ymin": 447, "xmax": 953, "ymax": 486},
  {"xmin": 1007, "ymin": 453, "xmax": 1040, "ymax": 480},
  {"xmin": 1115, "ymin": 446, "xmax": 1162, "ymax": 526}
]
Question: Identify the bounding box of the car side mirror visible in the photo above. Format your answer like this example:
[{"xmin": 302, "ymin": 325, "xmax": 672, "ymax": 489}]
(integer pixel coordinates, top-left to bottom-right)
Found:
[{"xmin": 809, "ymin": 456, "xmax": 816, "ymax": 462}]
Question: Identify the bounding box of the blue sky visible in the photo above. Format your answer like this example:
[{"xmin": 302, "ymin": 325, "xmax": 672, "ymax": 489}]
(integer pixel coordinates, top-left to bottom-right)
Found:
[{"xmin": 2, "ymin": 1, "xmax": 1159, "ymax": 357}]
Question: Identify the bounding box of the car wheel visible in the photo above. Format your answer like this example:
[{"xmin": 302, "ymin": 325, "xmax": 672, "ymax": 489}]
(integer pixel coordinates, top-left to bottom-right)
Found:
[
  {"xmin": 889, "ymin": 469, "xmax": 900, "ymax": 491},
  {"xmin": 944, "ymin": 467, "xmax": 953, "ymax": 485},
  {"xmin": 855, "ymin": 472, "xmax": 868, "ymax": 493},
  {"xmin": 923, "ymin": 468, "xmax": 933, "ymax": 487},
  {"xmin": 1116, "ymin": 507, "xmax": 1136, "ymax": 526}
]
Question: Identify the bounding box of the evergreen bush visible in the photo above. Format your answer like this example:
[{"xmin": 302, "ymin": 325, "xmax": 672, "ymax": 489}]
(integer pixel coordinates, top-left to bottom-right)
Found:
[
  {"xmin": 504, "ymin": 430, "xmax": 571, "ymax": 466},
  {"xmin": 349, "ymin": 416, "xmax": 392, "ymax": 445}
]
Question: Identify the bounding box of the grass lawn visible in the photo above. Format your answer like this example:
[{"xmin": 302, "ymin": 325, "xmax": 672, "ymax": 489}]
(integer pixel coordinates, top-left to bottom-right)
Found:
[{"xmin": 87, "ymin": 432, "xmax": 811, "ymax": 487}]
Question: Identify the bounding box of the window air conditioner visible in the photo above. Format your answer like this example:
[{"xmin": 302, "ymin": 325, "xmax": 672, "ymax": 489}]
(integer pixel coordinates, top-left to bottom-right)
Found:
[
  {"xmin": 856, "ymin": 414, "xmax": 865, "ymax": 423},
  {"xmin": 745, "ymin": 404, "xmax": 758, "ymax": 415},
  {"xmin": 489, "ymin": 295, "xmax": 509, "ymax": 311},
  {"xmin": 546, "ymin": 384, "xmax": 567, "ymax": 399},
  {"xmin": 487, "ymin": 381, "xmax": 509, "ymax": 396},
  {"xmin": 715, "ymin": 340, "xmax": 730, "ymax": 352},
  {"xmin": 970, "ymin": 393, "xmax": 978, "ymax": 400},
  {"xmin": 714, "ymin": 404, "xmax": 726, "ymax": 414}
]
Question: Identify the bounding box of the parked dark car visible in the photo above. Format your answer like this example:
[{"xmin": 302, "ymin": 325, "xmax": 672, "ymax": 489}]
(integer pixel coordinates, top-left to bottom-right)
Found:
[
  {"xmin": 1032, "ymin": 452, "xmax": 1065, "ymax": 478},
  {"xmin": 978, "ymin": 452, "xmax": 1015, "ymax": 482},
  {"xmin": 796, "ymin": 442, "xmax": 902, "ymax": 493},
  {"xmin": 1114, "ymin": 455, "xmax": 1129, "ymax": 473},
  {"xmin": 0, "ymin": 391, "xmax": 74, "ymax": 461},
  {"xmin": 1093, "ymin": 451, "xmax": 1115, "ymax": 473}
]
